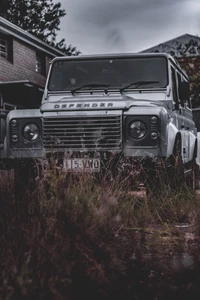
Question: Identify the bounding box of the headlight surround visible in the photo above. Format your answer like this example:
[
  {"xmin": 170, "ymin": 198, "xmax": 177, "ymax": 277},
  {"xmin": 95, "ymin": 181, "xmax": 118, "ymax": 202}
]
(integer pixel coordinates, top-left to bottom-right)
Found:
[
  {"xmin": 22, "ymin": 123, "xmax": 39, "ymax": 141},
  {"xmin": 128, "ymin": 120, "xmax": 147, "ymax": 140}
]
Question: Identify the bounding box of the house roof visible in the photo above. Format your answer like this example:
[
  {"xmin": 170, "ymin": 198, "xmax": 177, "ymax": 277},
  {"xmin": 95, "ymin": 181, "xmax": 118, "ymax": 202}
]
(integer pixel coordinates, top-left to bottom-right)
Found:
[
  {"xmin": 0, "ymin": 80, "xmax": 43, "ymax": 90},
  {"xmin": 0, "ymin": 80, "xmax": 43, "ymax": 108},
  {"xmin": 140, "ymin": 34, "xmax": 200, "ymax": 57},
  {"xmin": 0, "ymin": 17, "xmax": 64, "ymax": 57}
]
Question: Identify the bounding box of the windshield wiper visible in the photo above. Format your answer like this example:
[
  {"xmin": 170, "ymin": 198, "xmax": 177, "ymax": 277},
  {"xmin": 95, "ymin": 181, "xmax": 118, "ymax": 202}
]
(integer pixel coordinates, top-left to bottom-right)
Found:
[
  {"xmin": 71, "ymin": 83, "xmax": 111, "ymax": 94},
  {"xmin": 120, "ymin": 80, "xmax": 160, "ymax": 93}
]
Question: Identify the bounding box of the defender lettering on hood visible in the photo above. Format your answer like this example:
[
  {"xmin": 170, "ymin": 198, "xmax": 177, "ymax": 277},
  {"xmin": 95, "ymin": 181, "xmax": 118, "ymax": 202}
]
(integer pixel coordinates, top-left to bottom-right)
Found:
[
  {"xmin": 54, "ymin": 102, "xmax": 113, "ymax": 109},
  {"xmin": 41, "ymin": 99, "xmax": 165, "ymax": 112}
]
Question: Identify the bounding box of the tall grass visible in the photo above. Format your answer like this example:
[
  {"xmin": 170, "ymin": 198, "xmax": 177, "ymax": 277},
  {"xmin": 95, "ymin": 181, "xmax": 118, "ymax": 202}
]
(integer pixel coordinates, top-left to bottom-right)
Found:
[{"xmin": 1, "ymin": 167, "xmax": 200, "ymax": 299}]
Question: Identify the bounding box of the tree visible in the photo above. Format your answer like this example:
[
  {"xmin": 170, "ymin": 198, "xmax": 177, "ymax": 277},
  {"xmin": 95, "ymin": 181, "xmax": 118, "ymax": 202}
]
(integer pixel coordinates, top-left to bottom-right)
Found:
[
  {"xmin": 0, "ymin": 0, "xmax": 80, "ymax": 55},
  {"xmin": 178, "ymin": 57, "xmax": 200, "ymax": 108}
]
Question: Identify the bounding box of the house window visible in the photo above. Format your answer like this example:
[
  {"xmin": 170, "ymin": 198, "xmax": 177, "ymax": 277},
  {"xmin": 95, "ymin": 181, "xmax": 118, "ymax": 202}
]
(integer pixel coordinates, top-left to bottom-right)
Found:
[
  {"xmin": 0, "ymin": 36, "xmax": 8, "ymax": 58},
  {"xmin": 0, "ymin": 33, "xmax": 13, "ymax": 62},
  {"xmin": 36, "ymin": 51, "xmax": 46, "ymax": 76}
]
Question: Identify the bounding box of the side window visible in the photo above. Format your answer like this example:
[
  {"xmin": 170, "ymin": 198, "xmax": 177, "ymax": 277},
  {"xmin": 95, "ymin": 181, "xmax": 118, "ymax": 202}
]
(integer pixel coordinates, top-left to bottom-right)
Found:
[
  {"xmin": 0, "ymin": 32, "xmax": 13, "ymax": 63},
  {"xmin": 171, "ymin": 67, "xmax": 178, "ymax": 105},
  {"xmin": 177, "ymin": 72, "xmax": 191, "ymax": 108},
  {"xmin": 177, "ymin": 72, "xmax": 184, "ymax": 107},
  {"xmin": 0, "ymin": 34, "xmax": 8, "ymax": 59},
  {"xmin": 193, "ymin": 110, "xmax": 200, "ymax": 131},
  {"xmin": 36, "ymin": 51, "xmax": 46, "ymax": 76},
  {"xmin": 177, "ymin": 73, "xmax": 182, "ymax": 97}
]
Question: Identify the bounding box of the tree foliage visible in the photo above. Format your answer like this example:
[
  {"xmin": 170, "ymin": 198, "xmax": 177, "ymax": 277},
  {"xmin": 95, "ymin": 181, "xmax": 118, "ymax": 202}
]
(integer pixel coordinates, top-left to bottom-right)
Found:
[
  {"xmin": 0, "ymin": 0, "xmax": 80, "ymax": 55},
  {"xmin": 177, "ymin": 57, "xmax": 200, "ymax": 108},
  {"xmin": 170, "ymin": 38, "xmax": 200, "ymax": 108}
]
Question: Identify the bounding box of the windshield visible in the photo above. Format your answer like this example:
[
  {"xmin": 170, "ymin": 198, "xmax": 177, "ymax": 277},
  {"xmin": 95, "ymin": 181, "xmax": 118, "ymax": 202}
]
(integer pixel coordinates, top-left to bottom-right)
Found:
[{"xmin": 48, "ymin": 57, "xmax": 168, "ymax": 92}]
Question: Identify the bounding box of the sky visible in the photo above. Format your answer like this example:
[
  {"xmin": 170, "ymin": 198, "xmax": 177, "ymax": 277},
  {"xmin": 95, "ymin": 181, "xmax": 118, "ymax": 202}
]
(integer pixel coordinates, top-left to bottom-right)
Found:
[{"xmin": 55, "ymin": 0, "xmax": 200, "ymax": 55}]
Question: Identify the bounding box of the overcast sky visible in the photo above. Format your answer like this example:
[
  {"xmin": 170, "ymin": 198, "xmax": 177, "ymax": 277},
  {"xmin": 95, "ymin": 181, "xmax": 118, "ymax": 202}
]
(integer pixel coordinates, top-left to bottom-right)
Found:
[{"xmin": 56, "ymin": 0, "xmax": 200, "ymax": 54}]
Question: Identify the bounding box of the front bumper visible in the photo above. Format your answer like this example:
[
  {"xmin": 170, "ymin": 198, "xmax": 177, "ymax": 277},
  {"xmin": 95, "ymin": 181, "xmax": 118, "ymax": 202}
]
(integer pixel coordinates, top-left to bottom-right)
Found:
[{"xmin": 3, "ymin": 149, "xmax": 165, "ymax": 174}]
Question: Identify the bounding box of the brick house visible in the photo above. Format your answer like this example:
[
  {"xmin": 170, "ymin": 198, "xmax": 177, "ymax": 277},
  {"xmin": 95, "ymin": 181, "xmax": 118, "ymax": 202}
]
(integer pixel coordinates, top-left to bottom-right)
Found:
[
  {"xmin": 0, "ymin": 17, "xmax": 64, "ymax": 87},
  {"xmin": 0, "ymin": 17, "xmax": 65, "ymax": 109}
]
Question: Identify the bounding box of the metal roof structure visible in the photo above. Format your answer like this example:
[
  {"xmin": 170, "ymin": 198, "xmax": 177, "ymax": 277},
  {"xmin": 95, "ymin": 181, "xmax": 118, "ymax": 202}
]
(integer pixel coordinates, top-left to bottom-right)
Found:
[{"xmin": 140, "ymin": 34, "xmax": 200, "ymax": 57}]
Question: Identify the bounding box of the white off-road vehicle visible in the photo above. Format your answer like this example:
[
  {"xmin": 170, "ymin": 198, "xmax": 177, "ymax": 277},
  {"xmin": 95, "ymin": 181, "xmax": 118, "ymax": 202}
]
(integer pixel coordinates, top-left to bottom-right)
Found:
[{"xmin": 1, "ymin": 53, "xmax": 198, "ymax": 197}]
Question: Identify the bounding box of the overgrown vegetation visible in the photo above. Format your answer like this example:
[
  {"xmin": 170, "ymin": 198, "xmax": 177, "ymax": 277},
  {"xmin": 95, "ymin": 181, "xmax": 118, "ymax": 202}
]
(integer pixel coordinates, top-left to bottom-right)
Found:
[{"xmin": 1, "ymin": 168, "xmax": 200, "ymax": 299}]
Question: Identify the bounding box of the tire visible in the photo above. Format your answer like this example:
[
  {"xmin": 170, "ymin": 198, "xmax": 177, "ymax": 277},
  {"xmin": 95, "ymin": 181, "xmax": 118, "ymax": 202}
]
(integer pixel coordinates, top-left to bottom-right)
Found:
[
  {"xmin": 194, "ymin": 161, "xmax": 200, "ymax": 189},
  {"xmin": 14, "ymin": 158, "xmax": 39, "ymax": 202},
  {"xmin": 167, "ymin": 138, "xmax": 185, "ymax": 193}
]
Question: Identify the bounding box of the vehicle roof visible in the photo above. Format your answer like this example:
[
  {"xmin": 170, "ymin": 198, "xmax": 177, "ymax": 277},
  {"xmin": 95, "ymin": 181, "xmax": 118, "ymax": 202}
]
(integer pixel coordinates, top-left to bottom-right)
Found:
[
  {"xmin": 50, "ymin": 52, "xmax": 188, "ymax": 80},
  {"xmin": 51, "ymin": 52, "xmax": 171, "ymax": 62}
]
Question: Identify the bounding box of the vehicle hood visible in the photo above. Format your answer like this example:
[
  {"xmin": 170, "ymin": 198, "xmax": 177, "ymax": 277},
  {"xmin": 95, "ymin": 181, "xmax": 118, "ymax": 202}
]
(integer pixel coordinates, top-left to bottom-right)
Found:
[{"xmin": 40, "ymin": 93, "xmax": 170, "ymax": 112}]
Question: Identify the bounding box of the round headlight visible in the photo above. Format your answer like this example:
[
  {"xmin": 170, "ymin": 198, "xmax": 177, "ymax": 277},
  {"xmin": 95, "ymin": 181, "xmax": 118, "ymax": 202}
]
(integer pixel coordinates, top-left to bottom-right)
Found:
[
  {"xmin": 23, "ymin": 124, "xmax": 39, "ymax": 141},
  {"xmin": 129, "ymin": 121, "xmax": 147, "ymax": 139}
]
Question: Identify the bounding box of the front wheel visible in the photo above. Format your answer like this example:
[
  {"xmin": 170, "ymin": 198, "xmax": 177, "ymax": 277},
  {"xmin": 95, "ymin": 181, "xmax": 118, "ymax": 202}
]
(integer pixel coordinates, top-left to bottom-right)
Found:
[
  {"xmin": 14, "ymin": 158, "xmax": 39, "ymax": 202},
  {"xmin": 167, "ymin": 138, "xmax": 185, "ymax": 193}
]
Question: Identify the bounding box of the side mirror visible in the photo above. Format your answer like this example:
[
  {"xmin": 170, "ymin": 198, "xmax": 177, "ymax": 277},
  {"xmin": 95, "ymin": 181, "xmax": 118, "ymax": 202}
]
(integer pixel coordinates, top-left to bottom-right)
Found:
[{"xmin": 179, "ymin": 81, "xmax": 190, "ymax": 102}]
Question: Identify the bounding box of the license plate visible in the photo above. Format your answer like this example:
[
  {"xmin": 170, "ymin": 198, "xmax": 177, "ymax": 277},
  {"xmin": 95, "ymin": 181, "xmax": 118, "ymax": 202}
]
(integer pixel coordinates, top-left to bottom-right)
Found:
[{"xmin": 63, "ymin": 158, "xmax": 100, "ymax": 172}]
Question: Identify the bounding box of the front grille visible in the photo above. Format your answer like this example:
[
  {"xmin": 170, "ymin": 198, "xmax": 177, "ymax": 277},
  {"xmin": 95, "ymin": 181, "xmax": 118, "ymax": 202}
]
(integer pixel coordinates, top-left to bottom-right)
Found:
[{"xmin": 43, "ymin": 115, "xmax": 122, "ymax": 151}]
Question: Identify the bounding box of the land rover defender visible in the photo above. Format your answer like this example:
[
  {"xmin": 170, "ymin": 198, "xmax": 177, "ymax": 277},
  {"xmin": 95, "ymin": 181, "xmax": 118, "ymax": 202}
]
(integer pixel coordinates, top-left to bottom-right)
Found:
[{"xmin": 1, "ymin": 53, "xmax": 198, "ymax": 196}]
